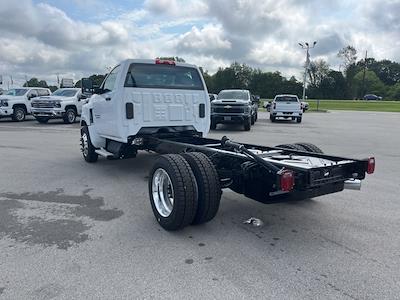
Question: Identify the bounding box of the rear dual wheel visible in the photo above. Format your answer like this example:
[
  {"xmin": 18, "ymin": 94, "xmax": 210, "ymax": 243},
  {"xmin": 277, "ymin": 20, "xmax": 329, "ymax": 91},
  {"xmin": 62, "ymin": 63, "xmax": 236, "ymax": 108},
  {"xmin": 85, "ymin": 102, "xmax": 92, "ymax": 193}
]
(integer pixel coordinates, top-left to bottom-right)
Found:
[
  {"xmin": 149, "ymin": 153, "xmax": 221, "ymax": 231},
  {"xmin": 276, "ymin": 143, "xmax": 323, "ymax": 153}
]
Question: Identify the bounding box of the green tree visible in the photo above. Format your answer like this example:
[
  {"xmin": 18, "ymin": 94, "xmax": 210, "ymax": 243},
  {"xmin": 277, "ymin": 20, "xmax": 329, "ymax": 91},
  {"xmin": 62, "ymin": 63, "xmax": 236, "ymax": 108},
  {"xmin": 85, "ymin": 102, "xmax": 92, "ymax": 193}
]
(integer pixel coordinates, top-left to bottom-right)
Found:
[
  {"xmin": 75, "ymin": 74, "xmax": 106, "ymax": 88},
  {"xmin": 307, "ymin": 59, "xmax": 330, "ymax": 87},
  {"xmin": 23, "ymin": 78, "xmax": 48, "ymax": 88},
  {"xmin": 352, "ymin": 70, "xmax": 386, "ymax": 98},
  {"xmin": 338, "ymin": 46, "xmax": 357, "ymax": 70}
]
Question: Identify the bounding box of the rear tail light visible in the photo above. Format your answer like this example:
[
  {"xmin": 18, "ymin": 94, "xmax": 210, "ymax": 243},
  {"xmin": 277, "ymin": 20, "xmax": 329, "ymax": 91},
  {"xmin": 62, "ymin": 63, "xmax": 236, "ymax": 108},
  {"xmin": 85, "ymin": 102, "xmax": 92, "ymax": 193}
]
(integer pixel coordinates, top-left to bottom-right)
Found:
[
  {"xmin": 367, "ymin": 157, "xmax": 375, "ymax": 174},
  {"xmin": 280, "ymin": 169, "xmax": 295, "ymax": 191},
  {"xmin": 155, "ymin": 59, "xmax": 175, "ymax": 65}
]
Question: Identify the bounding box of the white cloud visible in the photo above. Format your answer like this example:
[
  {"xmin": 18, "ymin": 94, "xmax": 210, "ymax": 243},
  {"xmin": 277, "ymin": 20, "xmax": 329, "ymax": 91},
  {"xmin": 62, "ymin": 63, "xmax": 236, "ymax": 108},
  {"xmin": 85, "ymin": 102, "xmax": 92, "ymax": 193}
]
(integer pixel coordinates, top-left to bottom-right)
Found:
[{"xmin": 0, "ymin": 0, "xmax": 399, "ymax": 87}]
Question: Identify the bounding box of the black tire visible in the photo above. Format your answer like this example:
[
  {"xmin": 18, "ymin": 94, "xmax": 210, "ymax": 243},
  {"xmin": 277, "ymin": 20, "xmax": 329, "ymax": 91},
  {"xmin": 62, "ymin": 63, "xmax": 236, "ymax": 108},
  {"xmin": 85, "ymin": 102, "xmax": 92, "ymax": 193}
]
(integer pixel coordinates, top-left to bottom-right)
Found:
[
  {"xmin": 244, "ymin": 118, "xmax": 251, "ymax": 131},
  {"xmin": 35, "ymin": 117, "xmax": 50, "ymax": 124},
  {"xmin": 181, "ymin": 152, "xmax": 222, "ymax": 225},
  {"xmin": 210, "ymin": 120, "xmax": 217, "ymax": 130},
  {"xmin": 80, "ymin": 126, "xmax": 98, "ymax": 163},
  {"xmin": 294, "ymin": 143, "xmax": 323, "ymax": 153},
  {"xmin": 275, "ymin": 143, "xmax": 306, "ymax": 151},
  {"xmin": 63, "ymin": 108, "xmax": 76, "ymax": 124},
  {"xmin": 270, "ymin": 115, "xmax": 275, "ymax": 122},
  {"xmin": 251, "ymin": 115, "xmax": 255, "ymax": 125},
  {"xmin": 149, "ymin": 154, "xmax": 198, "ymax": 231},
  {"xmin": 296, "ymin": 117, "xmax": 302, "ymax": 123},
  {"xmin": 12, "ymin": 106, "xmax": 26, "ymax": 122},
  {"xmin": 255, "ymin": 112, "xmax": 258, "ymax": 122}
]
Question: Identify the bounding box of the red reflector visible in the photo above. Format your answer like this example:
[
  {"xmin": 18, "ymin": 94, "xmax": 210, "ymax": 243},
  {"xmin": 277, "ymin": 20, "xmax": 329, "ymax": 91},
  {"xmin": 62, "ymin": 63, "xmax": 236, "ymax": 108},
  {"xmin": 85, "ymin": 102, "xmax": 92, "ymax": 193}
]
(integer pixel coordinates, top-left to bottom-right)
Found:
[
  {"xmin": 155, "ymin": 59, "xmax": 175, "ymax": 65},
  {"xmin": 280, "ymin": 170, "xmax": 295, "ymax": 191},
  {"xmin": 367, "ymin": 157, "xmax": 375, "ymax": 174}
]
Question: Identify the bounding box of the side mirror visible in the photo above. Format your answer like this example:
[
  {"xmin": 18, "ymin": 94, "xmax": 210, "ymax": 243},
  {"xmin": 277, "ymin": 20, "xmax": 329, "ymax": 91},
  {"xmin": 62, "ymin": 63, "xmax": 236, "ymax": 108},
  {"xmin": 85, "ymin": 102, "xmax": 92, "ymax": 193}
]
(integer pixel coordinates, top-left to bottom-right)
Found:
[
  {"xmin": 28, "ymin": 94, "xmax": 36, "ymax": 100},
  {"xmin": 81, "ymin": 78, "xmax": 94, "ymax": 95},
  {"xmin": 79, "ymin": 94, "xmax": 88, "ymax": 100}
]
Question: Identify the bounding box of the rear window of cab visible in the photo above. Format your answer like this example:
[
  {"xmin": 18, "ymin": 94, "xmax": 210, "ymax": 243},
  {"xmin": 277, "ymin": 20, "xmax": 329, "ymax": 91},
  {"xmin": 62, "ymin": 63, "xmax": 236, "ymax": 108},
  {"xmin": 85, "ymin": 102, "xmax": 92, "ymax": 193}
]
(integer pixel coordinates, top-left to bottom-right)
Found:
[
  {"xmin": 124, "ymin": 63, "xmax": 204, "ymax": 90},
  {"xmin": 275, "ymin": 96, "xmax": 298, "ymax": 102}
]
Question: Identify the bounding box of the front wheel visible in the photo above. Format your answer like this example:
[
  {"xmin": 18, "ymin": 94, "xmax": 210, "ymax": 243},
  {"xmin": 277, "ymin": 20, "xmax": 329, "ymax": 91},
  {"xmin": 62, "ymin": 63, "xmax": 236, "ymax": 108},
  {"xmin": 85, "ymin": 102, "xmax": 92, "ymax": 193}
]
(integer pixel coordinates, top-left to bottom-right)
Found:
[
  {"xmin": 297, "ymin": 117, "xmax": 302, "ymax": 123},
  {"xmin": 244, "ymin": 118, "xmax": 251, "ymax": 131},
  {"xmin": 149, "ymin": 154, "xmax": 198, "ymax": 231},
  {"xmin": 251, "ymin": 115, "xmax": 255, "ymax": 125},
  {"xmin": 35, "ymin": 117, "xmax": 50, "ymax": 124},
  {"xmin": 63, "ymin": 108, "xmax": 76, "ymax": 124},
  {"xmin": 270, "ymin": 115, "xmax": 275, "ymax": 122},
  {"xmin": 12, "ymin": 107, "xmax": 26, "ymax": 122},
  {"xmin": 80, "ymin": 126, "xmax": 98, "ymax": 163}
]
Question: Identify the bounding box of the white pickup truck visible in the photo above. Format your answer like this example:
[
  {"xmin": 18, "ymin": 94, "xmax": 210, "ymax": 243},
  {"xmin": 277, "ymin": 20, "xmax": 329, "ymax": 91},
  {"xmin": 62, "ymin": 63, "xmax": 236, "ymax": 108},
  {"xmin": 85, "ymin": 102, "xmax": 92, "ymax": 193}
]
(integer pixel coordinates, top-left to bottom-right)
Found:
[
  {"xmin": 0, "ymin": 87, "xmax": 51, "ymax": 121},
  {"xmin": 79, "ymin": 58, "xmax": 374, "ymax": 231},
  {"xmin": 31, "ymin": 88, "xmax": 86, "ymax": 124},
  {"xmin": 270, "ymin": 94, "xmax": 303, "ymax": 123}
]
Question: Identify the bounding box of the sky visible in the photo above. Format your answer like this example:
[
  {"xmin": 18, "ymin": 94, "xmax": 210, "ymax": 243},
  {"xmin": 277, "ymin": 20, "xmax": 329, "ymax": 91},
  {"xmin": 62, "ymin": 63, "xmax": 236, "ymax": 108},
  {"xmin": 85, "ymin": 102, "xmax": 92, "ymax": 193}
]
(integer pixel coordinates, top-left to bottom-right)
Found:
[{"xmin": 0, "ymin": 0, "xmax": 399, "ymax": 86}]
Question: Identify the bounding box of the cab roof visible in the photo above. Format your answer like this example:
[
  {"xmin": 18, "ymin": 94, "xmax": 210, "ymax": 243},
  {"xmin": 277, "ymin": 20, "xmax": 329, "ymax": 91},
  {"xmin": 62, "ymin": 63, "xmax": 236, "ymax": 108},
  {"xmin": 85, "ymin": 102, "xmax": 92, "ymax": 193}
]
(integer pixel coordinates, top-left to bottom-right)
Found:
[{"xmin": 120, "ymin": 59, "xmax": 199, "ymax": 69}]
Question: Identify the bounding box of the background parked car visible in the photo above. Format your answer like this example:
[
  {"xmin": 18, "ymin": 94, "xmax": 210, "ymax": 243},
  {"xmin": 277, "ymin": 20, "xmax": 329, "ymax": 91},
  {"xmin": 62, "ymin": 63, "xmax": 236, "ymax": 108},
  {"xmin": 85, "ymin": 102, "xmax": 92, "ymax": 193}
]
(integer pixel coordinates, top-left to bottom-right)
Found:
[
  {"xmin": 263, "ymin": 100, "xmax": 272, "ymax": 112},
  {"xmin": 301, "ymin": 101, "xmax": 309, "ymax": 112},
  {"xmin": 0, "ymin": 87, "xmax": 51, "ymax": 121},
  {"xmin": 31, "ymin": 88, "xmax": 86, "ymax": 124},
  {"xmin": 364, "ymin": 94, "xmax": 382, "ymax": 100}
]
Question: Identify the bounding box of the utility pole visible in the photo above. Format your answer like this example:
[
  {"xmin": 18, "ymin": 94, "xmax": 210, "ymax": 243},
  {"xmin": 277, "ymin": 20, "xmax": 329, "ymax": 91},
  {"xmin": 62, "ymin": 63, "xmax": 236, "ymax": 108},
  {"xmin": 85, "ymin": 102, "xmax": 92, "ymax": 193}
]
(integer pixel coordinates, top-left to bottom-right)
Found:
[
  {"xmin": 298, "ymin": 41, "xmax": 317, "ymax": 102},
  {"xmin": 361, "ymin": 50, "xmax": 368, "ymax": 98}
]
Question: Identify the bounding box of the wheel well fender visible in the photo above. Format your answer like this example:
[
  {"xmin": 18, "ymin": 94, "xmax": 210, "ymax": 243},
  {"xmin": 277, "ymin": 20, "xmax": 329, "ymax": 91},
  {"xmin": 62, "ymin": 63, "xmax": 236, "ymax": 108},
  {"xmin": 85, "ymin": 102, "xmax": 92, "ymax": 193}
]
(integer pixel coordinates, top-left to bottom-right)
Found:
[{"xmin": 12, "ymin": 104, "xmax": 27, "ymax": 111}]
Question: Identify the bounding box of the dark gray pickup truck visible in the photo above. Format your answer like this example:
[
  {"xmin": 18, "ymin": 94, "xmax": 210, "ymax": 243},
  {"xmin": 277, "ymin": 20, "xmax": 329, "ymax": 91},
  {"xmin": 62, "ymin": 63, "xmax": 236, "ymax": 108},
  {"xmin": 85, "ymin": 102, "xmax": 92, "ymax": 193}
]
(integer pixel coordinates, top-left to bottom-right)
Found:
[{"xmin": 211, "ymin": 89, "xmax": 258, "ymax": 131}]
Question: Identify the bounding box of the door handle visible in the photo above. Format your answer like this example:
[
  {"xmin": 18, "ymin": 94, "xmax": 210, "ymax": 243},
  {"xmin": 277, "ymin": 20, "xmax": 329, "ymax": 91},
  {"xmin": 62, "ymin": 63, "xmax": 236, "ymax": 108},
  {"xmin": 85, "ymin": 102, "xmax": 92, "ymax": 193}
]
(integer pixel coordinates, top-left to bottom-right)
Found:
[{"xmin": 105, "ymin": 97, "xmax": 111, "ymax": 101}]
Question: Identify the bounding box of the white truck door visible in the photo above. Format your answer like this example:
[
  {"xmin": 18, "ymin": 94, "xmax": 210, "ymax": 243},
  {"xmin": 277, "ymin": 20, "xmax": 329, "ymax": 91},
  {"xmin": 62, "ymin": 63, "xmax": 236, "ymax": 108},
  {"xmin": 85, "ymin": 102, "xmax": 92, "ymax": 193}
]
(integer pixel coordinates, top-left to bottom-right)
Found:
[{"xmin": 92, "ymin": 65, "xmax": 121, "ymax": 138}]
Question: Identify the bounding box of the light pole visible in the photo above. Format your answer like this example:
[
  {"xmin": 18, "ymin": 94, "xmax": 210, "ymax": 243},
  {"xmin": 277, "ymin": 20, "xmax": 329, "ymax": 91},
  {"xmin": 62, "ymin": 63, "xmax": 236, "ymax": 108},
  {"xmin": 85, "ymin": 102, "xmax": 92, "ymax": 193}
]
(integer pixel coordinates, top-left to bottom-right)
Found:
[{"xmin": 298, "ymin": 41, "xmax": 317, "ymax": 102}]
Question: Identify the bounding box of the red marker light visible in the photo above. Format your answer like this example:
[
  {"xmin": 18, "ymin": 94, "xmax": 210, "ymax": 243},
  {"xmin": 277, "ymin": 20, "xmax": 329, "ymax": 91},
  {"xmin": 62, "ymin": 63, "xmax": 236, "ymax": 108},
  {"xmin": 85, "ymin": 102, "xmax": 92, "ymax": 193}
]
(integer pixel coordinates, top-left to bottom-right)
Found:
[
  {"xmin": 155, "ymin": 59, "xmax": 175, "ymax": 65},
  {"xmin": 280, "ymin": 170, "xmax": 295, "ymax": 191},
  {"xmin": 367, "ymin": 157, "xmax": 375, "ymax": 174}
]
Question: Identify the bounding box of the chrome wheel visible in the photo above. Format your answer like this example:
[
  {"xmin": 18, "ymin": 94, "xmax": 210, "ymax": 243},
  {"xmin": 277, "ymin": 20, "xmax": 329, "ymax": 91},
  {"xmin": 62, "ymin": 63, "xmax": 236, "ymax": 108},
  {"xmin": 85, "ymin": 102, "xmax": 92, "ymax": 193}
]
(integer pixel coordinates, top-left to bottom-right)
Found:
[
  {"xmin": 81, "ymin": 133, "xmax": 89, "ymax": 157},
  {"xmin": 152, "ymin": 168, "xmax": 174, "ymax": 217},
  {"xmin": 67, "ymin": 110, "xmax": 76, "ymax": 123},
  {"xmin": 15, "ymin": 108, "xmax": 25, "ymax": 121}
]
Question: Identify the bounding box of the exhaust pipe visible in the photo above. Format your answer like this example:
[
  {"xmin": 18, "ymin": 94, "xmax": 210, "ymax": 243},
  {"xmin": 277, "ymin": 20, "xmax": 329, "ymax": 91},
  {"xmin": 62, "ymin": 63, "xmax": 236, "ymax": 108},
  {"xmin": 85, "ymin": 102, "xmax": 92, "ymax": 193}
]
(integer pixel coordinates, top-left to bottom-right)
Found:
[{"xmin": 344, "ymin": 179, "xmax": 361, "ymax": 190}]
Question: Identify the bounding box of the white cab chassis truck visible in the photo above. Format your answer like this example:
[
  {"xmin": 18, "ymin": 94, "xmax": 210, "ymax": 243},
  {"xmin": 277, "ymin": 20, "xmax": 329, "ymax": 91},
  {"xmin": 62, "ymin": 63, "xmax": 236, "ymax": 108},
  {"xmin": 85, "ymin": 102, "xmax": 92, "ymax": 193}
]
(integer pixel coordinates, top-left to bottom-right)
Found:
[
  {"xmin": 80, "ymin": 59, "xmax": 375, "ymax": 231},
  {"xmin": 31, "ymin": 88, "xmax": 87, "ymax": 124},
  {"xmin": 0, "ymin": 87, "xmax": 51, "ymax": 121}
]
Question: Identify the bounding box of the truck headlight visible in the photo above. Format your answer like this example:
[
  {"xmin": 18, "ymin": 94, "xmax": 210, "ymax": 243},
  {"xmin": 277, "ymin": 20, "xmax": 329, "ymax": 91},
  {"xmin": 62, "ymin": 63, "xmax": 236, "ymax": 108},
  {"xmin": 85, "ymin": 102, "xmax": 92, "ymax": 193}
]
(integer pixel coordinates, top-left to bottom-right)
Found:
[
  {"xmin": 54, "ymin": 101, "xmax": 61, "ymax": 108},
  {"xmin": 244, "ymin": 106, "xmax": 251, "ymax": 113},
  {"xmin": 0, "ymin": 100, "xmax": 8, "ymax": 107}
]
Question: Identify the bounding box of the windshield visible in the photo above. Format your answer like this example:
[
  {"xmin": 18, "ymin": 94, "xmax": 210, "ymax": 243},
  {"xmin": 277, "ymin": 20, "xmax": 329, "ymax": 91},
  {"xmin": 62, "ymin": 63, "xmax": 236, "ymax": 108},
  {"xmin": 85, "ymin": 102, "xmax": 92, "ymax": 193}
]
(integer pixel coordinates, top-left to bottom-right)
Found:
[
  {"xmin": 275, "ymin": 96, "xmax": 298, "ymax": 102},
  {"xmin": 124, "ymin": 63, "xmax": 204, "ymax": 90},
  {"xmin": 6, "ymin": 89, "xmax": 28, "ymax": 96},
  {"xmin": 218, "ymin": 91, "xmax": 248, "ymax": 100},
  {"xmin": 52, "ymin": 89, "xmax": 78, "ymax": 97}
]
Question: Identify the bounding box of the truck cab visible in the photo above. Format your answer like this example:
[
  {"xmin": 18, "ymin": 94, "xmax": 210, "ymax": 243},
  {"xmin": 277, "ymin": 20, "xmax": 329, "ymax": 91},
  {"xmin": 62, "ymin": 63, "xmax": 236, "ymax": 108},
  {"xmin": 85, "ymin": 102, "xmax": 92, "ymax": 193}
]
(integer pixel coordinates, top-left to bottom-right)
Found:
[
  {"xmin": 31, "ymin": 88, "xmax": 86, "ymax": 124},
  {"xmin": 0, "ymin": 87, "xmax": 51, "ymax": 121},
  {"xmin": 80, "ymin": 59, "xmax": 210, "ymax": 161}
]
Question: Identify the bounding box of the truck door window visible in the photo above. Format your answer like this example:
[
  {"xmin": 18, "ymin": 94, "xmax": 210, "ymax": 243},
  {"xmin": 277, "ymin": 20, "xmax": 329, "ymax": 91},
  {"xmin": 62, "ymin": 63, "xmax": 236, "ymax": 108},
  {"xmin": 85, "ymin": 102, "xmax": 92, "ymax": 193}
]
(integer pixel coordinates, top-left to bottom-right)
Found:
[
  {"xmin": 103, "ymin": 65, "xmax": 121, "ymax": 93},
  {"xmin": 28, "ymin": 90, "xmax": 38, "ymax": 98}
]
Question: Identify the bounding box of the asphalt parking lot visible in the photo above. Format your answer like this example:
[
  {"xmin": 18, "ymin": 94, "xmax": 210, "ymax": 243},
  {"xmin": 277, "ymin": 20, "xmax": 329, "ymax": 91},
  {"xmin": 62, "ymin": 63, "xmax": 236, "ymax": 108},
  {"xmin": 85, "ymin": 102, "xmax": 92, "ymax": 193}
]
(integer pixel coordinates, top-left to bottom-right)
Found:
[{"xmin": 0, "ymin": 111, "xmax": 399, "ymax": 299}]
